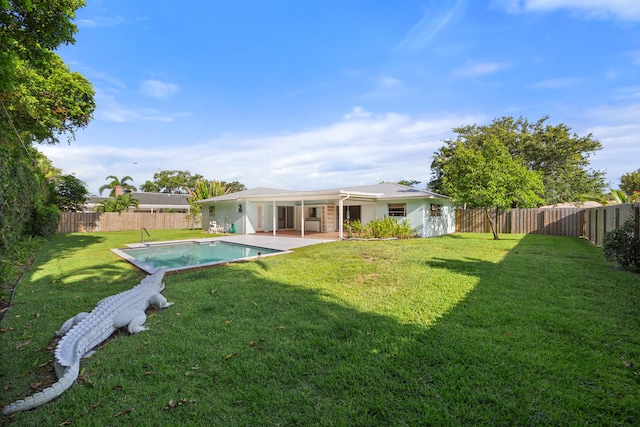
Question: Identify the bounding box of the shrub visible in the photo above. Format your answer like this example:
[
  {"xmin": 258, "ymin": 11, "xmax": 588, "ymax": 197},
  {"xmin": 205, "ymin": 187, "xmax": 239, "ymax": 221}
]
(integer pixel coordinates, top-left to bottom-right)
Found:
[
  {"xmin": 27, "ymin": 204, "xmax": 60, "ymax": 240},
  {"xmin": 345, "ymin": 217, "xmax": 415, "ymax": 239},
  {"xmin": 603, "ymin": 215, "xmax": 640, "ymax": 273}
]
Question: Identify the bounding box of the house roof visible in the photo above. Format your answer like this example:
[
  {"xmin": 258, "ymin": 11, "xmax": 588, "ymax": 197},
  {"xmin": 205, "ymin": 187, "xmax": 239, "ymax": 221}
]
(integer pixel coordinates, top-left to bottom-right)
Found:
[
  {"xmin": 326, "ymin": 183, "xmax": 448, "ymax": 200},
  {"xmin": 86, "ymin": 192, "xmax": 191, "ymax": 208},
  {"xmin": 197, "ymin": 183, "xmax": 448, "ymax": 204},
  {"xmin": 200, "ymin": 187, "xmax": 297, "ymax": 202},
  {"xmin": 129, "ymin": 192, "xmax": 191, "ymax": 207}
]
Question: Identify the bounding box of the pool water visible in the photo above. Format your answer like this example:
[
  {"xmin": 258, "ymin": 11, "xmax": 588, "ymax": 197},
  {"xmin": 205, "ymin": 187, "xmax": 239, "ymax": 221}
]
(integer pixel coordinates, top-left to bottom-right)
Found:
[{"xmin": 113, "ymin": 241, "xmax": 283, "ymax": 273}]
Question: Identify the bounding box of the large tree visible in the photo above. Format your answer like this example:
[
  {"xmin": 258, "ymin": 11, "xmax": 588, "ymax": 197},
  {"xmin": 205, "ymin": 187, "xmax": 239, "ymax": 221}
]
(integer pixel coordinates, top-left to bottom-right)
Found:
[
  {"xmin": 441, "ymin": 136, "xmax": 545, "ymax": 240},
  {"xmin": 222, "ymin": 180, "xmax": 247, "ymax": 194},
  {"xmin": 0, "ymin": 0, "xmax": 93, "ymax": 268},
  {"xmin": 141, "ymin": 170, "xmax": 204, "ymax": 194},
  {"xmin": 1, "ymin": 0, "xmax": 86, "ymax": 90},
  {"xmin": 1, "ymin": 1, "xmax": 94, "ymax": 145},
  {"xmin": 53, "ymin": 174, "xmax": 89, "ymax": 212},
  {"xmin": 430, "ymin": 116, "xmax": 605, "ymax": 205},
  {"xmin": 620, "ymin": 169, "xmax": 640, "ymax": 196}
]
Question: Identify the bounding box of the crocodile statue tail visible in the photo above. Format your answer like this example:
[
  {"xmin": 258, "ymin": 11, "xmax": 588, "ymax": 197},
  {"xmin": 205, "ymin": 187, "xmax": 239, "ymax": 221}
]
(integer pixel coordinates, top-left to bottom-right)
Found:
[
  {"xmin": 2, "ymin": 269, "xmax": 170, "ymax": 415},
  {"xmin": 2, "ymin": 361, "xmax": 80, "ymax": 415}
]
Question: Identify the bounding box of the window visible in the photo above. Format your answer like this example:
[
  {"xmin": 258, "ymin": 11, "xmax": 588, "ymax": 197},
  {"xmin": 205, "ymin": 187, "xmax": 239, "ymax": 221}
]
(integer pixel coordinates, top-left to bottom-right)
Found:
[
  {"xmin": 208, "ymin": 205, "xmax": 216, "ymax": 216},
  {"xmin": 430, "ymin": 204, "xmax": 442, "ymax": 217},
  {"xmin": 309, "ymin": 207, "xmax": 318, "ymax": 218},
  {"xmin": 388, "ymin": 203, "xmax": 406, "ymax": 217},
  {"xmin": 238, "ymin": 203, "xmax": 243, "ymax": 213}
]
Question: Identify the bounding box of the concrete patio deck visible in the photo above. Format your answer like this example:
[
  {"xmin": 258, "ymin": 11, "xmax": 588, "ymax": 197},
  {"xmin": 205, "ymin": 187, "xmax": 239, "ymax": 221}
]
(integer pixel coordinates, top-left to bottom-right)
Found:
[{"xmin": 216, "ymin": 233, "xmax": 337, "ymax": 251}]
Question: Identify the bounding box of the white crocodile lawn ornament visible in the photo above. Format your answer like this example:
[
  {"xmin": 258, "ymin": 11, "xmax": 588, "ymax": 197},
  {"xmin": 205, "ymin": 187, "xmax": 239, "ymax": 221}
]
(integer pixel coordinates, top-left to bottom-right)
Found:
[{"xmin": 2, "ymin": 269, "xmax": 172, "ymax": 415}]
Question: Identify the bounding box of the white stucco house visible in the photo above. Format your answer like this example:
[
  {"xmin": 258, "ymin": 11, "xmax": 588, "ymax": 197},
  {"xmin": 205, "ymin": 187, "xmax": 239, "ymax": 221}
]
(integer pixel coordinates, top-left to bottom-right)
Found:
[{"xmin": 197, "ymin": 183, "xmax": 455, "ymax": 239}]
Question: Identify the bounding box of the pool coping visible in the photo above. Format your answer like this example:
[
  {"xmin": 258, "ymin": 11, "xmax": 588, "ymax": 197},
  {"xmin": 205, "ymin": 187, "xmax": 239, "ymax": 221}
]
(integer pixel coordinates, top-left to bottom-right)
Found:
[{"xmin": 112, "ymin": 234, "xmax": 335, "ymax": 274}]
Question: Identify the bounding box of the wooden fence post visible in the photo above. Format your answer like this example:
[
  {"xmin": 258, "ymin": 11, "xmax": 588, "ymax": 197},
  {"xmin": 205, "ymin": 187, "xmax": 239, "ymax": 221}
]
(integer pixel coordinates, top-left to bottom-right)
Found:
[{"xmin": 635, "ymin": 204, "xmax": 640, "ymax": 242}]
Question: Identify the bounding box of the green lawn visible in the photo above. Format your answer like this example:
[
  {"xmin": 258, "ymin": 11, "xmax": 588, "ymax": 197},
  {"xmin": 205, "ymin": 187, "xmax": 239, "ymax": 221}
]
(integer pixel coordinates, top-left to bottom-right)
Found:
[{"xmin": 1, "ymin": 231, "xmax": 639, "ymax": 425}]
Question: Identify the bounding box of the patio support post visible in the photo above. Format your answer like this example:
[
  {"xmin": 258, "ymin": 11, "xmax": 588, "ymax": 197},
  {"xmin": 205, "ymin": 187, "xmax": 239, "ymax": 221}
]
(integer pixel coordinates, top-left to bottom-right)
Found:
[
  {"xmin": 301, "ymin": 200, "xmax": 305, "ymax": 238},
  {"xmin": 338, "ymin": 193, "xmax": 351, "ymax": 240},
  {"xmin": 272, "ymin": 201, "xmax": 276, "ymax": 236},
  {"xmin": 339, "ymin": 198, "xmax": 343, "ymax": 239}
]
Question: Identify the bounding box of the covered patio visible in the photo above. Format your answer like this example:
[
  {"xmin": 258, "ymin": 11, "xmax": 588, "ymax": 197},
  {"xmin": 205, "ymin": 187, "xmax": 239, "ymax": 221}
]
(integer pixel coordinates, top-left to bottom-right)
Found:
[{"xmin": 197, "ymin": 183, "xmax": 456, "ymax": 239}]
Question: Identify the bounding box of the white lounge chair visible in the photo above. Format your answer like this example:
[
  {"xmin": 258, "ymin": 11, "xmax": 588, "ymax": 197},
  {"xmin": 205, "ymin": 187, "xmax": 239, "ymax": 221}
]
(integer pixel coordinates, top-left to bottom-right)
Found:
[{"xmin": 208, "ymin": 221, "xmax": 223, "ymax": 234}]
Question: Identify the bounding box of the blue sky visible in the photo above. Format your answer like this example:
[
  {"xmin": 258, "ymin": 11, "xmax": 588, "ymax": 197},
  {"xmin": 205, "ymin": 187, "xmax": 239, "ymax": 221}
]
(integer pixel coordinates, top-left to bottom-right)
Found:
[{"xmin": 41, "ymin": 0, "xmax": 640, "ymax": 194}]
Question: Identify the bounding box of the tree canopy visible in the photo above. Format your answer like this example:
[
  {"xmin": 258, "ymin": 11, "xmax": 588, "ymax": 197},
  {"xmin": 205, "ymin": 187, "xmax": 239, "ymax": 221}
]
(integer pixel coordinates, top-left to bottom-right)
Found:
[
  {"xmin": 141, "ymin": 170, "xmax": 204, "ymax": 194},
  {"xmin": 430, "ymin": 116, "xmax": 606, "ymax": 205},
  {"xmin": 620, "ymin": 169, "xmax": 640, "ymax": 196},
  {"xmin": 1, "ymin": 0, "xmax": 94, "ymax": 145},
  {"xmin": 441, "ymin": 136, "xmax": 544, "ymax": 239},
  {"xmin": 1, "ymin": 0, "xmax": 93, "ymax": 280},
  {"xmin": 53, "ymin": 174, "xmax": 89, "ymax": 212},
  {"xmin": 1, "ymin": 55, "xmax": 95, "ymax": 144},
  {"xmin": 141, "ymin": 170, "xmax": 247, "ymax": 195},
  {"xmin": 1, "ymin": 0, "xmax": 86, "ymax": 89}
]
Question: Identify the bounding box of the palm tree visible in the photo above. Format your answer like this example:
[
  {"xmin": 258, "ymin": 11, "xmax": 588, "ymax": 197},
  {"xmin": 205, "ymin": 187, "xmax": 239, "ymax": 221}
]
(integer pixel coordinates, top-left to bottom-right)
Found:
[
  {"xmin": 608, "ymin": 189, "xmax": 640, "ymax": 205},
  {"xmin": 99, "ymin": 175, "xmax": 137, "ymax": 196},
  {"xmin": 96, "ymin": 193, "xmax": 139, "ymax": 213}
]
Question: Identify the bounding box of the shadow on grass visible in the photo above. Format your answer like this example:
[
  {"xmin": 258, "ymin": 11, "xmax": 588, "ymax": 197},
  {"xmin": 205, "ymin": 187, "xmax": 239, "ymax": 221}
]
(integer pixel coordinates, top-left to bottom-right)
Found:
[{"xmin": 2, "ymin": 234, "xmax": 639, "ymax": 426}]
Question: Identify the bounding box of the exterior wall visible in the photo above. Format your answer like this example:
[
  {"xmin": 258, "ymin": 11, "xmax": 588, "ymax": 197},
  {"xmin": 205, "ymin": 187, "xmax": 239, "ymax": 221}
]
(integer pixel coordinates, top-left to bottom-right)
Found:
[
  {"xmin": 421, "ymin": 201, "xmax": 456, "ymax": 237},
  {"xmin": 371, "ymin": 199, "xmax": 455, "ymax": 238},
  {"xmin": 200, "ymin": 198, "xmax": 456, "ymax": 238},
  {"xmin": 202, "ymin": 201, "xmax": 245, "ymax": 233}
]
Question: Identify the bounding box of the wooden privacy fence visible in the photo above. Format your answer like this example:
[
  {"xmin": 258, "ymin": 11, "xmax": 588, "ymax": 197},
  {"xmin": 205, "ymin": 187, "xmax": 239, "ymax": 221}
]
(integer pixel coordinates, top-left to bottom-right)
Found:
[
  {"xmin": 57, "ymin": 212, "xmax": 195, "ymax": 233},
  {"xmin": 456, "ymin": 203, "xmax": 640, "ymax": 245},
  {"xmin": 456, "ymin": 208, "xmax": 585, "ymax": 237},
  {"xmin": 583, "ymin": 203, "xmax": 640, "ymax": 247}
]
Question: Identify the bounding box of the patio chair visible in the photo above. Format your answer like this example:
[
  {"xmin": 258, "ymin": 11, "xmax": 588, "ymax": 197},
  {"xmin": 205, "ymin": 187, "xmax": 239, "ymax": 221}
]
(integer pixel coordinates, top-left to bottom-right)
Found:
[{"xmin": 208, "ymin": 221, "xmax": 223, "ymax": 234}]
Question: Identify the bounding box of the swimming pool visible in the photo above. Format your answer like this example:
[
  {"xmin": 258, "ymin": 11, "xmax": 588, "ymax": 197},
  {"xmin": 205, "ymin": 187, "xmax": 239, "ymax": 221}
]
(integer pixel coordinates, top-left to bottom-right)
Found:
[{"xmin": 112, "ymin": 240, "xmax": 287, "ymax": 273}]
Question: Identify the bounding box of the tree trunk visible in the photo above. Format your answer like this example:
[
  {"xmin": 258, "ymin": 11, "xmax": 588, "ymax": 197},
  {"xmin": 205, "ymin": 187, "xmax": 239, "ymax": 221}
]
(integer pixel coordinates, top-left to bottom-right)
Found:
[{"xmin": 484, "ymin": 207, "xmax": 500, "ymax": 240}]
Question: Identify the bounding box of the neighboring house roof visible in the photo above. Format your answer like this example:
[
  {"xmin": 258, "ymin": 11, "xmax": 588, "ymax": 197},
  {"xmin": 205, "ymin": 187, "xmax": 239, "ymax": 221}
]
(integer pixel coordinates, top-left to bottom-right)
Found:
[
  {"xmin": 130, "ymin": 192, "xmax": 191, "ymax": 207},
  {"xmin": 198, "ymin": 183, "xmax": 449, "ymax": 204},
  {"xmin": 539, "ymin": 201, "xmax": 603, "ymax": 209},
  {"xmin": 85, "ymin": 192, "xmax": 191, "ymax": 210}
]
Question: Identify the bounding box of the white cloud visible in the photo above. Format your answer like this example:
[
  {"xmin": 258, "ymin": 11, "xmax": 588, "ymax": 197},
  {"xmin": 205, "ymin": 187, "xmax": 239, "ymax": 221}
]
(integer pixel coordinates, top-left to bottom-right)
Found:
[
  {"xmin": 500, "ymin": 0, "xmax": 640, "ymax": 20},
  {"xmin": 455, "ymin": 61, "xmax": 508, "ymax": 78},
  {"xmin": 94, "ymin": 88, "xmax": 176, "ymax": 122},
  {"xmin": 76, "ymin": 16, "xmax": 126, "ymax": 28},
  {"xmin": 40, "ymin": 111, "xmax": 484, "ymax": 194},
  {"xmin": 584, "ymin": 102, "xmax": 640, "ymax": 186},
  {"xmin": 39, "ymin": 103, "xmax": 638, "ymax": 195},
  {"xmin": 343, "ymin": 106, "xmax": 372, "ymax": 120},
  {"xmin": 139, "ymin": 80, "xmax": 180, "ymax": 99},
  {"xmin": 379, "ymin": 76, "xmax": 402, "ymax": 88},
  {"xmin": 396, "ymin": 0, "xmax": 465, "ymax": 53}
]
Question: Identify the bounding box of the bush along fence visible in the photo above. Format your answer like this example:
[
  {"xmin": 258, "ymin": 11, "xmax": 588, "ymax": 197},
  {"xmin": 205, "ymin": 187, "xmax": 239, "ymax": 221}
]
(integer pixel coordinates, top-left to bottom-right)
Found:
[
  {"xmin": 456, "ymin": 203, "xmax": 640, "ymax": 246},
  {"xmin": 57, "ymin": 212, "xmax": 196, "ymax": 233}
]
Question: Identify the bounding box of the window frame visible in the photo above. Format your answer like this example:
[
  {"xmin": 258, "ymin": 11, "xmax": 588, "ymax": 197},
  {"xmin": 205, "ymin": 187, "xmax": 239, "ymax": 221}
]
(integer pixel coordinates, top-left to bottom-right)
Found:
[{"xmin": 388, "ymin": 203, "xmax": 406, "ymax": 217}]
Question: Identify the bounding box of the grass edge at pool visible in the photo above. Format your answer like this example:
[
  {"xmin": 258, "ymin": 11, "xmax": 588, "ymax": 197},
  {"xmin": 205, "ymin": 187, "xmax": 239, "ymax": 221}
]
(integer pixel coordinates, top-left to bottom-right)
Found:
[{"xmin": 111, "ymin": 239, "xmax": 289, "ymax": 273}]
